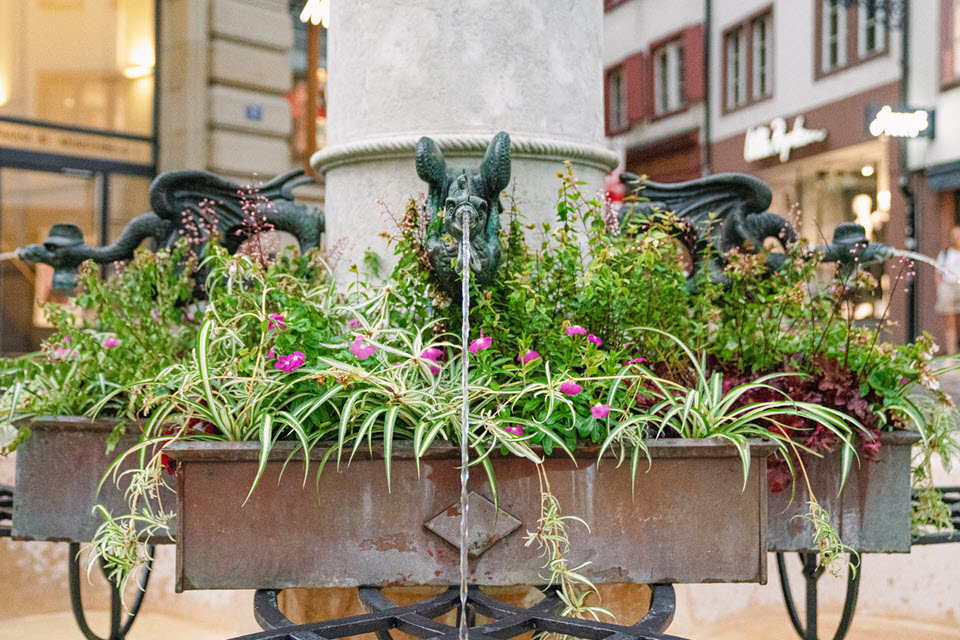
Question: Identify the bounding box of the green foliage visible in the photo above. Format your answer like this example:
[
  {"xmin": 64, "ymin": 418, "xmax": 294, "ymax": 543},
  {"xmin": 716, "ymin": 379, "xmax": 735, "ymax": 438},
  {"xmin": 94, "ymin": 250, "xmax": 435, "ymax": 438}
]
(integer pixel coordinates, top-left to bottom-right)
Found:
[
  {"xmin": 29, "ymin": 245, "xmax": 198, "ymax": 421},
  {"xmin": 75, "ymin": 168, "xmax": 960, "ymax": 593}
]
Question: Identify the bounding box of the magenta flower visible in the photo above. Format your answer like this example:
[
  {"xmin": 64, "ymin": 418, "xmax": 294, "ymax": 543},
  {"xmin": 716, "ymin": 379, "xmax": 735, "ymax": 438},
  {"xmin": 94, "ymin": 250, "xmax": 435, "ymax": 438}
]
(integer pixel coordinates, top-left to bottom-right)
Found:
[
  {"xmin": 349, "ymin": 336, "xmax": 377, "ymax": 360},
  {"xmin": 275, "ymin": 351, "xmax": 306, "ymax": 372},
  {"xmin": 187, "ymin": 311, "xmax": 196, "ymax": 321},
  {"xmin": 469, "ymin": 330, "xmax": 492, "ymax": 355},
  {"xmin": 590, "ymin": 404, "xmax": 611, "ymax": 418},
  {"xmin": 266, "ymin": 347, "xmax": 276, "ymax": 360},
  {"xmin": 559, "ymin": 380, "xmax": 583, "ymax": 396},
  {"xmin": 51, "ymin": 346, "xmax": 78, "ymax": 360},
  {"xmin": 102, "ymin": 336, "xmax": 121, "ymax": 349},
  {"xmin": 268, "ymin": 313, "xmax": 286, "ymax": 331},
  {"xmin": 421, "ymin": 347, "xmax": 443, "ymax": 362},
  {"xmin": 421, "ymin": 347, "xmax": 443, "ymax": 374},
  {"xmin": 629, "ymin": 357, "xmax": 647, "ymax": 365},
  {"xmin": 517, "ymin": 350, "xmax": 540, "ymax": 364},
  {"xmin": 587, "ymin": 334, "xmax": 602, "ymax": 347},
  {"xmin": 566, "ymin": 325, "xmax": 587, "ymax": 337},
  {"xmin": 151, "ymin": 307, "xmax": 160, "ymax": 323},
  {"xmin": 348, "ymin": 319, "xmax": 361, "ymax": 329},
  {"xmin": 504, "ymin": 424, "xmax": 524, "ymax": 436}
]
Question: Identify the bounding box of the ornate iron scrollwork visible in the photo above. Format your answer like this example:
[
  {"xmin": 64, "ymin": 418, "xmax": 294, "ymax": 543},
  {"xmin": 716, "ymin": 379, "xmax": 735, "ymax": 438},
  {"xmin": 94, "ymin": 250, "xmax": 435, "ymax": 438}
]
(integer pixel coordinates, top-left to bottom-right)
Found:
[{"xmin": 240, "ymin": 584, "xmax": 685, "ymax": 640}]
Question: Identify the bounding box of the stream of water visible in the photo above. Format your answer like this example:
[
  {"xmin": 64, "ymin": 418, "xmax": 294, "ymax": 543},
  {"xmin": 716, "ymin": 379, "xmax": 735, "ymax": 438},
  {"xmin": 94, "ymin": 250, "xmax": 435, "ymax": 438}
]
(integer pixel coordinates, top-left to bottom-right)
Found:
[
  {"xmin": 0, "ymin": 252, "xmax": 18, "ymax": 262},
  {"xmin": 459, "ymin": 211, "xmax": 472, "ymax": 640},
  {"xmin": 889, "ymin": 248, "xmax": 960, "ymax": 284}
]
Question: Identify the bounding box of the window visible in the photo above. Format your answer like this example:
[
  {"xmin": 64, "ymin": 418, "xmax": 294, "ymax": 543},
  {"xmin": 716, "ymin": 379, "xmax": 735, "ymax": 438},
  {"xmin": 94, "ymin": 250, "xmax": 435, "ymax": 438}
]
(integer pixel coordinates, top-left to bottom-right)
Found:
[
  {"xmin": 0, "ymin": 1, "xmax": 156, "ymax": 136},
  {"xmin": 821, "ymin": 0, "xmax": 848, "ymax": 72},
  {"xmin": 607, "ymin": 67, "xmax": 628, "ymax": 132},
  {"xmin": 751, "ymin": 13, "xmax": 773, "ymax": 100},
  {"xmin": 725, "ymin": 27, "xmax": 746, "ymax": 110},
  {"xmin": 858, "ymin": 0, "xmax": 886, "ymax": 58},
  {"xmin": 653, "ymin": 40, "xmax": 685, "ymax": 115}
]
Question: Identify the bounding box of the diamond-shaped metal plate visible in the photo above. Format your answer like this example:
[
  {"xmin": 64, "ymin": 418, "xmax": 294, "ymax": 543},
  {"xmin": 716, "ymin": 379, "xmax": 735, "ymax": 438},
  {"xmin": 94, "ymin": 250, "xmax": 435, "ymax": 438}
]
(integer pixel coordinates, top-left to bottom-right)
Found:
[{"xmin": 424, "ymin": 491, "xmax": 521, "ymax": 558}]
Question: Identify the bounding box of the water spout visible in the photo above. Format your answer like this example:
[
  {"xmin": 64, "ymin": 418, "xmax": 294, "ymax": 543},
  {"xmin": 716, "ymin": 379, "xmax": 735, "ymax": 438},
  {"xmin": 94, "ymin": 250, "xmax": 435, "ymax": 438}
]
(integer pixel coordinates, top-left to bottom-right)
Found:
[
  {"xmin": 889, "ymin": 248, "xmax": 960, "ymax": 284},
  {"xmin": 458, "ymin": 211, "xmax": 471, "ymax": 640},
  {"xmin": 0, "ymin": 252, "xmax": 19, "ymax": 262}
]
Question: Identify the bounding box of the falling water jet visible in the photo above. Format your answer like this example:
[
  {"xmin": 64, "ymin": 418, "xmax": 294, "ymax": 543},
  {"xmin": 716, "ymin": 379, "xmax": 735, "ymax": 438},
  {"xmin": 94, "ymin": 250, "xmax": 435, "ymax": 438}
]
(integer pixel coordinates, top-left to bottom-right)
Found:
[
  {"xmin": 0, "ymin": 252, "xmax": 20, "ymax": 262},
  {"xmin": 889, "ymin": 248, "xmax": 960, "ymax": 284},
  {"xmin": 458, "ymin": 209, "xmax": 471, "ymax": 640}
]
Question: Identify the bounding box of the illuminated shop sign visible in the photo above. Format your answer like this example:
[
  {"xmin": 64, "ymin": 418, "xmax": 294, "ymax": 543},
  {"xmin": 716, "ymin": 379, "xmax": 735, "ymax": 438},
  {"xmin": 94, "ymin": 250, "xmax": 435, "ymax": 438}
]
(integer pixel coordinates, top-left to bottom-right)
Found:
[
  {"xmin": 866, "ymin": 105, "xmax": 935, "ymax": 139},
  {"xmin": 743, "ymin": 116, "xmax": 828, "ymax": 163}
]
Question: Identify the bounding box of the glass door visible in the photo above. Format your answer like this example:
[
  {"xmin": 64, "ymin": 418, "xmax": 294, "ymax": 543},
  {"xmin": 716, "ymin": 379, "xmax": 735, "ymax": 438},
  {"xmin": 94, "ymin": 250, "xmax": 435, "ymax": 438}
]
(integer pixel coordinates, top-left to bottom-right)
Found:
[{"xmin": 0, "ymin": 167, "xmax": 99, "ymax": 354}]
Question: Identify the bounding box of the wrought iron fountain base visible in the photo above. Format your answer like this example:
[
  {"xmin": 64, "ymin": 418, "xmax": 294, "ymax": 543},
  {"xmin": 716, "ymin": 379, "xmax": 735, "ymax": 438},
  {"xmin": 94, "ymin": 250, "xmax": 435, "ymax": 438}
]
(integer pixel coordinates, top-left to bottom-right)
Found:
[{"xmin": 235, "ymin": 584, "xmax": 687, "ymax": 640}]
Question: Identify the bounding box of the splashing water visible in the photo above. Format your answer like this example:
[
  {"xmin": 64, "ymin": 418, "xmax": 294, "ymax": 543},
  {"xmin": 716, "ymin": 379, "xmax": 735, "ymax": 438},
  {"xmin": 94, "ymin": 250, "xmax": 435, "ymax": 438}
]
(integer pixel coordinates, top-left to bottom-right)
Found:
[
  {"xmin": 459, "ymin": 210, "xmax": 471, "ymax": 640},
  {"xmin": 889, "ymin": 248, "xmax": 960, "ymax": 284},
  {"xmin": 0, "ymin": 252, "xmax": 19, "ymax": 262}
]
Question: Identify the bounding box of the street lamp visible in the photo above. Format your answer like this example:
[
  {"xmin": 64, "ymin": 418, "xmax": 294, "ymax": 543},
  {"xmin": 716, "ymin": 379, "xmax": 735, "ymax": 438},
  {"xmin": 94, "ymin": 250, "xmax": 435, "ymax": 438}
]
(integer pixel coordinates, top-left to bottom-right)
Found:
[{"xmin": 299, "ymin": 0, "xmax": 328, "ymax": 173}]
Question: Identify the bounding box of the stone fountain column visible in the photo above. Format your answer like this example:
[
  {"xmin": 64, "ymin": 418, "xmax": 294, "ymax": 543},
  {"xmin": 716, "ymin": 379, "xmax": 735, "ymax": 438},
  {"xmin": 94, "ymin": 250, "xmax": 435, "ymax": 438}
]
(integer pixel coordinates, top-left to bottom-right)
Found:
[{"xmin": 312, "ymin": 0, "xmax": 618, "ymax": 276}]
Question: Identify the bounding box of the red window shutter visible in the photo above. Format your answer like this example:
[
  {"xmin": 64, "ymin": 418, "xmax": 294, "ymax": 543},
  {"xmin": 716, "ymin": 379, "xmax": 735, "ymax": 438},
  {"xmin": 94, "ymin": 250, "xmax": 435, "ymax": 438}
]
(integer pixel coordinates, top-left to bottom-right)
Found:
[
  {"xmin": 683, "ymin": 24, "xmax": 705, "ymax": 103},
  {"xmin": 622, "ymin": 52, "xmax": 647, "ymax": 124}
]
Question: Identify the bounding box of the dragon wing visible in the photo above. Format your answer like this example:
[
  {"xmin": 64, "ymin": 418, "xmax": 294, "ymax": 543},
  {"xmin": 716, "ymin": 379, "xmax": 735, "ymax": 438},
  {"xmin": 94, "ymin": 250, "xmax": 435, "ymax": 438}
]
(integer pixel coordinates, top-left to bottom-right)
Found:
[
  {"xmin": 621, "ymin": 172, "xmax": 772, "ymax": 232},
  {"xmin": 149, "ymin": 169, "xmax": 308, "ymax": 247}
]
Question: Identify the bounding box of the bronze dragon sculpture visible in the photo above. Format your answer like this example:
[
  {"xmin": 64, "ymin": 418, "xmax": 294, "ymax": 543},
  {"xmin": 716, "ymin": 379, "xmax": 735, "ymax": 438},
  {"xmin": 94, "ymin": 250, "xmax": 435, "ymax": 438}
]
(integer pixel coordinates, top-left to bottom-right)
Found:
[{"xmin": 18, "ymin": 169, "xmax": 324, "ymax": 289}]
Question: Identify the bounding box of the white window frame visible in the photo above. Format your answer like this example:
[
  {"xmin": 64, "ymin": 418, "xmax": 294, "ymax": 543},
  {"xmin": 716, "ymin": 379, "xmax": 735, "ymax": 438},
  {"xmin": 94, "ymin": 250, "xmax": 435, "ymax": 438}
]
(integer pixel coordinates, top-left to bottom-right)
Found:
[
  {"xmin": 822, "ymin": 0, "xmax": 847, "ymax": 72},
  {"xmin": 725, "ymin": 27, "xmax": 746, "ymax": 110},
  {"xmin": 858, "ymin": 0, "xmax": 886, "ymax": 58},
  {"xmin": 751, "ymin": 13, "xmax": 772, "ymax": 100},
  {"xmin": 608, "ymin": 67, "xmax": 628, "ymax": 131},
  {"xmin": 653, "ymin": 40, "xmax": 685, "ymax": 115}
]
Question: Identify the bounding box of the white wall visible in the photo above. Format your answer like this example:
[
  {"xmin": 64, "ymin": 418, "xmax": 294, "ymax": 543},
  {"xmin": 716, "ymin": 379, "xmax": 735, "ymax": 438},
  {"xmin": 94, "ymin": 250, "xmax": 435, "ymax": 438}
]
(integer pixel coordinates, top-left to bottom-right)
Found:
[
  {"xmin": 711, "ymin": 0, "xmax": 902, "ymax": 141},
  {"xmin": 603, "ymin": 0, "xmax": 703, "ymax": 65}
]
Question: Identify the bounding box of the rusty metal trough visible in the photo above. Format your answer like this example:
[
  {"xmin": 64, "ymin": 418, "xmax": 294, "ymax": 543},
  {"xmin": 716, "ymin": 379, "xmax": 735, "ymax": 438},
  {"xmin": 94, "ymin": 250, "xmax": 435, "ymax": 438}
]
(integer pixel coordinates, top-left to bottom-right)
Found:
[
  {"xmin": 768, "ymin": 431, "xmax": 919, "ymax": 553},
  {"xmin": 12, "ymin": 416, "xmax": 170, "ymax": 543},
  {"xmin": 167, "ymin": 438, "xmax": 778, "ymax": 591}
]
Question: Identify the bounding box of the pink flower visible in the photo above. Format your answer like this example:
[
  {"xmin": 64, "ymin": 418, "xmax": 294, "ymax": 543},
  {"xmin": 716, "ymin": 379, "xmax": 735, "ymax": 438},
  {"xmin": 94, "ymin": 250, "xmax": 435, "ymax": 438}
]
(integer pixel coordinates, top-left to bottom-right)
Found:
[
  {"xmin": 566, "ymin": 325, "xmax": 587, "ymax": 337},
  {"xmin": 268, "ymin": 313, "xmax": 286, "ymax": 331},
  {"xmin": 469, "ymin": 330, "xmax": 492, "ymax": 355},
  {"xmin": 152, "ymin": 308, "xmax": 160, "ymax": 323},
  {"xmin": 348, "ymin": 319, "xmax": 361, "ymax": 329},
  {"xmin": 102, "ymin": 336, "xmax": 121, "ymax": 349},
  {"xmin": 629, "ymin": 357, "xmax": 647, "ymax": 365},
  {"xmin": 421, "ymin": 347, "xmax": 443, "ymax": 374},
  {"xmin": 187, "ymin": 311, "xmax": 196, "ymax": 321},
  {"xmin": 504, "ymin": 424, "xmax": 524, "ymax": 436},
  {"xmin": 275, "ymin": 351, "xmax": 306, "ymax": 372},
  {"xmin": 587, "ymin": 334, "xmax": 602, "ymax": 347},
  {"xmin": 266, "ymin": 347, "xmax": 276, "ymax": 360},
  {"xmin": 349, "ymin": 336, "xmax": 377, "ymax": 360},
  {"xmin": 590, "ymin": 404, "xmax": 611, "ymax": 418},
  {"xmin": 51, "ymin": 346, "xmax": 77, "ymax": 360},
  {"xmin": 517, "ymin": 350, "xmax": 540, "ymax": 364},
  {"xmin": 559, "ymin": 380, "xmax": 583, "ymax": 396}
]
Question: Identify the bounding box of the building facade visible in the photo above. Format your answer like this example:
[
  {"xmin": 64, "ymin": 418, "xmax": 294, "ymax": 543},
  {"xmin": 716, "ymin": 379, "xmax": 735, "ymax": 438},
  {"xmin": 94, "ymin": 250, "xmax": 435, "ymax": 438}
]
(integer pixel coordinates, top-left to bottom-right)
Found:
[
  {"xmin": 0, "ymin": 0, "xmax": 325, "ymax": 355},
  {"xmin": 604, "ymin": 0, "xmax": 958, "ymax": 347}
]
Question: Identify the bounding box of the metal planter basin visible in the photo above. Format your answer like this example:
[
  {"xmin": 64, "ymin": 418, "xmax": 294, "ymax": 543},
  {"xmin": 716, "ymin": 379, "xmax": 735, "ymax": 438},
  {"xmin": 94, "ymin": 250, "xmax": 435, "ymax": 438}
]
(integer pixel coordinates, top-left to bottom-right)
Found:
[
  {"xmin": 768, "ymin": 431, "xmax": 920, "ymax": 553},
  {"xmin": 12, "ymin": 416, "xmax": 169, "ymax": 543},
  {"xmin": 166, "ymin": 438, "xmax": 778, "ymax": 591}
]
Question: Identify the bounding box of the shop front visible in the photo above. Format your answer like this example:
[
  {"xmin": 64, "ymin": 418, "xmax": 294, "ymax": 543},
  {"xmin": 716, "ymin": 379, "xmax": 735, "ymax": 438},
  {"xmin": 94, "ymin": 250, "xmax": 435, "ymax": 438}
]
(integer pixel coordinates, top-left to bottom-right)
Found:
[
  {"xmin": 0, "ymin": 0, "xmax": 157, "ymax": 355},
  {"xmin": 711, "ymin": 82, "xmax": 909, "ymax": 338}
]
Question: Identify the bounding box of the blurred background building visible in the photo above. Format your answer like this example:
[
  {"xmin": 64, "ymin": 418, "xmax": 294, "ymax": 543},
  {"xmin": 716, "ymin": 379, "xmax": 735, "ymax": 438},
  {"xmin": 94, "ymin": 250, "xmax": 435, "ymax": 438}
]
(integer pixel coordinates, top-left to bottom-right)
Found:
[
  {"xmin": 0, "ymin": 0, "xmax": 326, "ymax": 355},
  {"xmin": 604, "ymin": 0, "xmax": 960, "ymax": 350}
]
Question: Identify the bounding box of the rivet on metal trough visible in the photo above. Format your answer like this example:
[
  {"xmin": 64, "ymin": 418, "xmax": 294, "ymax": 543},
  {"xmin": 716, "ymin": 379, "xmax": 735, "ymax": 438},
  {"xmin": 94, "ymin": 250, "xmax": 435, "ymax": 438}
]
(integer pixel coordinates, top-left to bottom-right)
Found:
[{"xmin": 424, "ymin": 491, "xmax": 521, "ymax": 558}]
